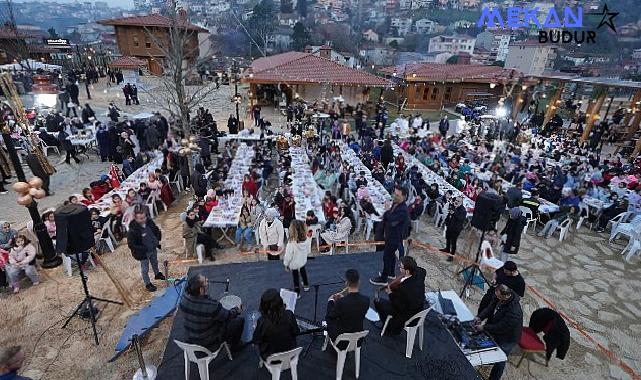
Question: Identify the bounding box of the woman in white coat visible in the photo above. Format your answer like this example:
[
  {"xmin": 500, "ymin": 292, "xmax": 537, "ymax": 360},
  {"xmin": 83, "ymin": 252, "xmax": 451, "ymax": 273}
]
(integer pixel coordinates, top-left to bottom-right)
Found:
[
  {"xmin": 283, "ymin": 220, "xmax": 311, "ymax": 296},
  {"xmin": 259, "ymin": 208, "xmax": 284, "ymax": 260},
  {"xmin": 320, "ymin": 205, "xmax": 353, "ymax": 252}
]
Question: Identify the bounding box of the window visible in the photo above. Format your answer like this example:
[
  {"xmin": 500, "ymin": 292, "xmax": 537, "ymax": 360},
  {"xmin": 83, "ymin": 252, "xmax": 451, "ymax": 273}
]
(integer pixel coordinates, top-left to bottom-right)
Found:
[
  {"xmin": 133, "ymin": 35, "xmax": 139, "ymax": 47},
  {"xmin": 431, "ymin": 87, "xmax": 438, "ymax": 101},
  {"xmin": 145, "ymin": 37, "xmax": 151, "ymax": 49},
  {"xmin": 445, "ymin": 86, "xmax": 452, "ymax": 101},
  {"xmin": 422, "ymin": 86, "xmax": 429, "ymax": 100}
]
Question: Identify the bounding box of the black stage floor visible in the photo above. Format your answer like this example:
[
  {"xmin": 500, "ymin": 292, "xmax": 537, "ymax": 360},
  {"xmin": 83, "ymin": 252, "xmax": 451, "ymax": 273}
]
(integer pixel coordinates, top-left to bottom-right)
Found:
[{"xmin": 157, "ymin": 252, "xmax": 480, "ymax": 380}]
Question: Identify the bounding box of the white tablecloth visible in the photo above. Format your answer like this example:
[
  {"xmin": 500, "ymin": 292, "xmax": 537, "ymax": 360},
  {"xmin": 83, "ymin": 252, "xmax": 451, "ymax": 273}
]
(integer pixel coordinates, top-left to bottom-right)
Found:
[
  {"xmin": 70, "ymin": 135, "xmax": 96, "ymax": 147},
  {"xmin": 289, "ymin": 147, "xmax": 326, "ymax": 224},
  {"xmin": 203, "ymin": 143, "xmax": 255, "ymax": 228},
  {"xmin": 91, "ymin": 152, "xmax": 164, "ymax": 216},
  {"xmin": 337, "ymin": 141, "xmax": 390, "ymax": 215},
  {"xmin": 394, "ymin": 145, "xmax": 475, "ymax": 213}
]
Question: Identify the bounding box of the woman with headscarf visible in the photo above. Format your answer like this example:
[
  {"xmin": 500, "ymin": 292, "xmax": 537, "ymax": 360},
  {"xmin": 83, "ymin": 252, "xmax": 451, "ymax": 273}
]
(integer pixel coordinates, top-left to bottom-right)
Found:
[
  {"xmin": 500, "ymin": 207, "xmax": 526, "ymax": 262},
  {"xmin": 258, "ymin": 208, "xmax": 284, "ymax": 260},
  {"xmin": 183, "ymin": 208, "xmax": 219, "ymax": 260}
]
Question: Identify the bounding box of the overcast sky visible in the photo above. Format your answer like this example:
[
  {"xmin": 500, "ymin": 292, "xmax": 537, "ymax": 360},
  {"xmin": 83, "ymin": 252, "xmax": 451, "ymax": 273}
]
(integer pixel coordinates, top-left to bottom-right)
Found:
[{"xmin": 14, "ymin": 0, "xmax": 134, "ymax": 9}]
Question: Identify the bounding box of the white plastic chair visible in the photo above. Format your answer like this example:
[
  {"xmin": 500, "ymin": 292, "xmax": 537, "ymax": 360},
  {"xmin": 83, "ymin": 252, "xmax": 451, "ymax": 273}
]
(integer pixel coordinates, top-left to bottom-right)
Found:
[
  {"xmin": 322, "ymin": 330, "xmax": 369, "ymax": 380},
  {"xmin": 97, "ymin": 223, "xmax": 115, "ymax": 253},
  {"xmin": 519, "ymin": 206, "xmax": 536, "ymax": 234},
  {"xmin": 576, "ymin": 203, "xmax": 590, "ymax": 230},
  {"xmin": 329, "ymin": 235, "xmax": 349, "ymax": 255},
  {"xmin": 174, "ymin": 340, "xmax": 233, "ymax": 380},
  {"xmin": 434, "ymin": 202, "xmax": 445, "ymax": 228},
  {"xmin": 607, "ymin": 211, "xmax": 634, "ymax": 236},
  {"xmin": 39, "ymin": 137, "xmax": 60, "ymax": 156},
  {"xmin": 259, "ymin": 346, "xmax": 303, "ymax": 380},
  {"xmin": 609, "ymin": 215, "xmax": 641, "ymax": 244},
  {"xmin": 554, "ymin": 218, "xmax": 572, "ymax": 242},
  {"xmin": 170, "ymin": 174, "xmax": 183, "ymax": 193},
  {"xmin": 380, "ymin": 307, "xmax": 432, "ymax": 358},
  {"xmin": 308, "ymin": 224, "xmax": 321, "ymax": 252},
  {"xmin": 622, "ymin": 229, "xmax": 641, "ymax": 262},
  {"xmin": 146, "ymin": 194, "xmax": 158, "ymax": 218},
  {"xmin": 62, "ymin": 253, "xmax": 97, "ymax": 277}
]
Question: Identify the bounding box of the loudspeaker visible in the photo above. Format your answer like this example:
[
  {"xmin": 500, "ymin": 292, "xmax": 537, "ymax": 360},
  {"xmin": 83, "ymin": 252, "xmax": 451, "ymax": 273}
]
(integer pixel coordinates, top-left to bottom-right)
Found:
[
  {"xmin": 54, "ymin": 204, "xmax": 95, "ymax": 255},
  {"xmin": 471, "ymin": 191, "xmax": 504, "ymax": 231}
]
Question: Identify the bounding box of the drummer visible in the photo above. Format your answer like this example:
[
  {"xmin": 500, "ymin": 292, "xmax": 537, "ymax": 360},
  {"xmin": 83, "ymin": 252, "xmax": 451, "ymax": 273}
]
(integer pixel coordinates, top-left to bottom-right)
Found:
[{"xmin": 179, "ymin": 274, "xmax": 246, "ymax": 352}]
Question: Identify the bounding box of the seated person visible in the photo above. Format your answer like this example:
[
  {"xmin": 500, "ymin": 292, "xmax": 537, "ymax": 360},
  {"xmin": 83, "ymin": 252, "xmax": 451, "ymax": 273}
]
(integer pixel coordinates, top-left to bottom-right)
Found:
[
  {"xmin": 305, "ymin": 210, "xmax": 319, "ymax": 227},
  {"xmin": 473, "ymin": 284, "xmax": 523, "ymax": 380},
  {"xmin": 179, "ymin": 274, "xmax": 245, "ymax": 352},
  {"xmin": 6, "ymin": 234, "xmax": 39, "ymax": 294},
  {"xmin": 325, "ymin": 269, "xmax": 370, "ymax": 348},
  {"xmin": 520, "ymin": 188, "xmax": 541, "ymax": 220},
  {"xmin": 183, "ymin": 208, "xmax": 220, "ymax": 260},
  {"xmin": 478, "ymin": 261, "xmax": 526, "ymax": 313},
  {"xmin": 0, "ymin": 221, "xmax": 17, "ymax": 250},
  {"xmin": 138, "ymin": 182, "xmax": 151, "ymax": 201},
  {"xmin": 537, "ymin": 205, "xmax": 579, "ymax": 239},
  {"xmin": 252, "ymin": 288, "xmax": 299, "ymax": 360},
  {"xmin": 81, "ymin": 187, "xmax": 95, "ymax": 205},
  {"xmin": 595, "ymin": 197, "xmax": 628, "ymax": 232},
  {"xmin": 42, "ymin": 210, "xmax": 56, "ymax": 239},
  {"xmin": 373, "ymin": 256, "xmax": 426, "ymax": 335},
  {"xmin": 408, "ymin": 194, "xmax": 425, "ymax": 221}
]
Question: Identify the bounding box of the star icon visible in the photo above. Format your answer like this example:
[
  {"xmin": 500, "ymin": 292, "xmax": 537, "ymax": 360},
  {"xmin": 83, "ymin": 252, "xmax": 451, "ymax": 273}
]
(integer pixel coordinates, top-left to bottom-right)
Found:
[{"xmin": 589, "ymin": 3, "xmax": 619, "ymax": 33}]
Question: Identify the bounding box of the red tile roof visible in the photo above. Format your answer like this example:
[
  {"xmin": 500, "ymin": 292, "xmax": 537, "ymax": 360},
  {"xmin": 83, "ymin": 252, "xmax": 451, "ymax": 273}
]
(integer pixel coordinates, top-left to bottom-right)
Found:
[
  {"xmin": 248, "ymin": 52, "xmax": 390, "ymax": 86},
  {"xmin": 109, "ymin": 56, "xmax": 148, "ymax": 68},
  {"xmin": 380, "ymin": 63, "xmax": 521, "ymax": 83},
  {"xmin": 97, "ymin": 14, "xmax": 207, "ymax": 32}
]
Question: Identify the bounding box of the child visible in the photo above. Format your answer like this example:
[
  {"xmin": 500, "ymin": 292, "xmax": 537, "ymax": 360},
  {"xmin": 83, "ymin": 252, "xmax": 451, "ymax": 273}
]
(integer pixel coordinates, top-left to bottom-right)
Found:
[
  {"xmin": 138, "ymin": 182, "xmax": 151, "ymax": 200},
  {"xmin": 6, "ymin": 234, "xmax": 39, "ymax": 293}
]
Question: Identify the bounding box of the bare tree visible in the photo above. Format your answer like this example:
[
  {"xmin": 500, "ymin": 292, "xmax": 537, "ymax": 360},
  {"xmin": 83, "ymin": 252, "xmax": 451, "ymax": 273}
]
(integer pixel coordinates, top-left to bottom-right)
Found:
[
  {"xmin": 0, "ymin": 0, "xmax": 34, "ymax": 71},
  {"xmin": 141, "ymin": 0, "xmax": 217, "ymax": 136}
]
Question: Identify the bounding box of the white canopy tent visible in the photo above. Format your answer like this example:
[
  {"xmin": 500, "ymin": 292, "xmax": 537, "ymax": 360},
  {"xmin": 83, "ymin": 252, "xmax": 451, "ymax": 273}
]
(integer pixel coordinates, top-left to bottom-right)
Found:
[{"xmin": 0, "ymin": 59, "xmax": 62, "ymax": 72}]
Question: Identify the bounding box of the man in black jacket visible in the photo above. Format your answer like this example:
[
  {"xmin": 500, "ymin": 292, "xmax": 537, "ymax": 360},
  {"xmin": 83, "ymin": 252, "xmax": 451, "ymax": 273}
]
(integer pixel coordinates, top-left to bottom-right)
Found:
[
  {"xmin": 380, "ymin": 139, "xmax": 394, "ymax": 170},
  {"xmin": 127, "ymin": 210, "xmax": 165, "ymax": 291},
  {"xmin": 325, "ymin": 269, "xmax": 370, "ymax": 348},
  {"xmin": 180, "ymin": 274, "xmax": 245, "ymax": 352},
  {"xmin": 441, "ymin": 196, "xmax": 467, "ymax": 262},
  {"xmin": 374, "ymin": 256, "xmax": 426, "ymax": 335},
  {"xmin": 438, "ymin": 115, "xmax": 449, "ymax": 137},
  {"xmin": 371, "ymin": 187, "xmax": 410, "ymax": 284},
  {"xmin": 474, "ymin": 284, "xmax": 523, "ymax": 380}
]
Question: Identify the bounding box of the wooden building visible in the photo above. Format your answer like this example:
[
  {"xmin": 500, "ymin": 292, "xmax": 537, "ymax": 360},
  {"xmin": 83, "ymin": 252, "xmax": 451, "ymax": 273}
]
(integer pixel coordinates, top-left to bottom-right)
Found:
[
  {"xmin": 379, "ymin": 63, "xmax": 521, "ymax": 110},
  {"xmin": 97, "ymin": 13, "xmax": 207, "ymax": 75},
  {"xmin": 245, "ymin": 52, "xmax": 391, "ymax": 107}
]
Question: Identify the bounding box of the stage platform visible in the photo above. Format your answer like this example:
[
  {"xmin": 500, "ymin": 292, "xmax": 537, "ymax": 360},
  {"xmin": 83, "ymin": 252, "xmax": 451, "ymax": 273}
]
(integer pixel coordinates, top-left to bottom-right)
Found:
[{"xmin": 157, "ymin": 252, "xmax": 480, "ymax": 380}]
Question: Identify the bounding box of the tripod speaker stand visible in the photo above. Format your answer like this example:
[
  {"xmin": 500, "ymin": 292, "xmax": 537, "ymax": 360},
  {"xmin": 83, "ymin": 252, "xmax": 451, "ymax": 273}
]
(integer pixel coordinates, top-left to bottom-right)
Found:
[{"xmin": 62, "ymin": 252, "xmax": 123, "ymax": 345}]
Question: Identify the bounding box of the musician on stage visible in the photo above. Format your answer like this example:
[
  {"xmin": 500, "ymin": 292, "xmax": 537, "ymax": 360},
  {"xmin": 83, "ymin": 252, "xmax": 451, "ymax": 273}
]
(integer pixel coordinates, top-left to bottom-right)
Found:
[
  {"xmin": 373, "ymin": 256, "xmax": 426, "ymax": 336},
  {"xmin": 252, "ymin": 288, "xmax": 300, "ymax": 360},
  {"xmin": 325, "ymin": 269, "xmax": 370, "ymax": 348},
  {"xmin": 179, "ymin": 274, "xmax": 245, "ymax": 352}
]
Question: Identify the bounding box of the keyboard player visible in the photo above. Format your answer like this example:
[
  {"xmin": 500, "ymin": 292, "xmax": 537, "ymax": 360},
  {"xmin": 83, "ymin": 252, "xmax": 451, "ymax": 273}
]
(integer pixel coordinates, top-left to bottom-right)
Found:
[{"xmin": 325, "ymin": 269, "xmax": 370, "ymax": 349}]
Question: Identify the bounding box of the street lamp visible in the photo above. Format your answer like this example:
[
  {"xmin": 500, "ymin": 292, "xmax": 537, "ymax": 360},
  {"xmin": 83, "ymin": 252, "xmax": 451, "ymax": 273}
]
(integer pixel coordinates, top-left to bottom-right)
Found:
[
  {"xmin": 0, "ymin": 120, "xmax": 61, "ymax": 268},
  {"xmin": 232, "ymin": 59, "xmax": 241, "ymax": 126}
]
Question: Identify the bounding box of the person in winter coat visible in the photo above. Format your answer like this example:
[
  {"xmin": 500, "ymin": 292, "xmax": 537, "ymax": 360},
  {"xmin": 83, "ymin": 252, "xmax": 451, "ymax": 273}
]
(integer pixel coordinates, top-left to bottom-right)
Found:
[
  {"xmin": 235, "ymin": 205, "xmax": 254, "ymax": 250},
  {"xmin": 5, "ymin": 234, "xmax": 39, "ymax": 293},
  {"xmin": 500, "ymin": 207, "xmax": 526, "ymax": 262},
  {"xmin": 252, "ymin": 288, "xmax": 299, "ymax": 360},
  {"xmin": 190, "ymin": 163, "xmax": 208, "ymax": 198},
  {"xmin": 380, "ymin": 139, "xmax": 394, "ymax": 169},
  {"xmin": 57, "ymin": 129, "xmax": 80, "ymax": 164},
  {"xmin": 438, "ymin": 115, "xmax": 450, "ymax": 138},
  {"xmin": 178, "ymin": 150, "xmax": 191, "ymax": 189},
  {"xmin": 81, "ymin": 103, "xmax": 95, "ymax": 124},
  {"xmin": 283, "ymin": 220, "xmax": 311, "ymax": 296},
  {"xmin": 474, "ymin": 285, "xmax": 523, "ymax": 380},
  {"xmin": 127, "ymin": 210, "xmax": 165, "ymax": 292},
  {"xmin": 259, "ymin": 208, "xmax": 284, "ymax": 260},
  {"xmin": 442, "ymin": 196, "xmax": 467, "ymax": 262},
  {"xmin": 320, "ymin": 205, "xmax": 353, "ymax": 250},
  {"xmin": 96, "ymin": 123, "xmax": 111, "ymax": 162},
  {"xmin": 183, "ymin": 208, "xmax": 218, "ymax": 260},
  {"xmin": 108, "ymin": 102, "xmax": 120, "ymax": 122}
]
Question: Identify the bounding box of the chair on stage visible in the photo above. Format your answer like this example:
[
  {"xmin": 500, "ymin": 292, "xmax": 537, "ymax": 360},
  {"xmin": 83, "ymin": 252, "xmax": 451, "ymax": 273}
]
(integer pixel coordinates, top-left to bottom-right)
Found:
[
  {"xmin": 380, "ymin": 307, "xmax": 432, "ymax": 358},
  {"xmin": 174, "ymin": 340, "xmax": 233, "ymax": 380},
  {"xmin": 322, "ymin": 330, "xmax": 369, "ymax": 380},
  {"xmin": 259, "ymin": 346, "xmax": 303, "ymax": 380},
  {"xmin": 308, "ymin": 224, "xmax": 321, "ymax": 252}
]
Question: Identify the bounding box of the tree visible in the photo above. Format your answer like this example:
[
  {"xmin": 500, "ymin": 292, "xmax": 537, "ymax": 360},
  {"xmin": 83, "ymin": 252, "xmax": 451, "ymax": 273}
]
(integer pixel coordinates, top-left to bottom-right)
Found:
[
  {"xmin": 291, "ymin": 22, "xmax": 309, "ymax": 51},
  {"xmin": 280, "ymin": 0, "xmax": 293, "ymax": 13},
  {"xmin": 47, "ymin": 27, "xmax": 59, "ymax": 38},
  {"xmin": 142, "ymin": 0, "xmax": 217, "ymax": 136},
  {"xmin": 231, "ymin": 0, "xmax": 275, "ymax": 57}
]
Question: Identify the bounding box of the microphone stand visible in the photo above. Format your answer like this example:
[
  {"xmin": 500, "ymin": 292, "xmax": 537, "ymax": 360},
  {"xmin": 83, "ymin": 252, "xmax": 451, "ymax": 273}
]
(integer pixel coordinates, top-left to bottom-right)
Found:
[{"xmin": 297, "ymin": 279, "xmax": 344, "ymax": 358}]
